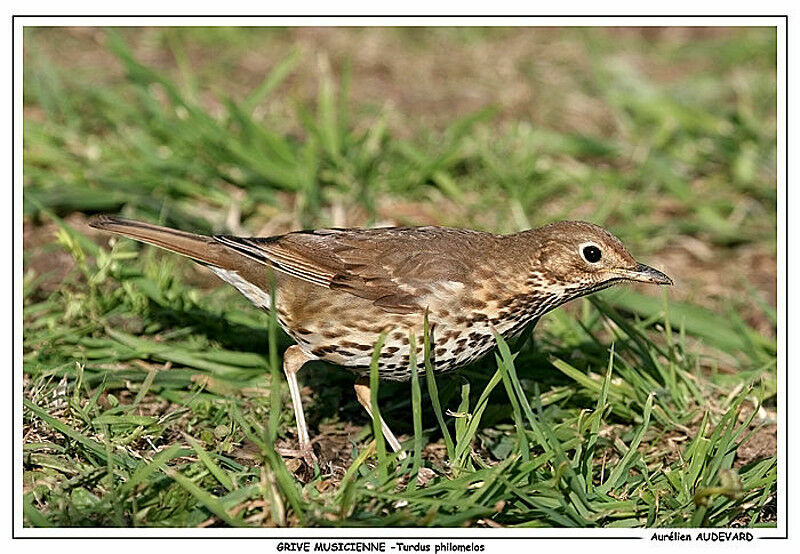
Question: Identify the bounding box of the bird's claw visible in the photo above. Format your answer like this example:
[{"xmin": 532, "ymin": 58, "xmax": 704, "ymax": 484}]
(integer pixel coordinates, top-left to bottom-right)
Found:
[
  {"xmin": 275, "ymin": 445, "xmax": 318, "ymax": 466},
  {"xmin": 416, "ymin": 467, "xmax": 436, "ymax": 486}
]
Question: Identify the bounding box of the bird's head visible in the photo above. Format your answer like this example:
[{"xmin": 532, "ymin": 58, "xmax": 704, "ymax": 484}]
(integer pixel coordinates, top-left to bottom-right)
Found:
[{"xmin": 522, "ymin": 221, "xmax": 672, "ymax": 296}]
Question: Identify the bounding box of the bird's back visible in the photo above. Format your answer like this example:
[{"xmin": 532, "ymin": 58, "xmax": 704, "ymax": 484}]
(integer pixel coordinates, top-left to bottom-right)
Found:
[{"xmin": 217, "ymin": 226, "xmax": 506, "ymax": 315}]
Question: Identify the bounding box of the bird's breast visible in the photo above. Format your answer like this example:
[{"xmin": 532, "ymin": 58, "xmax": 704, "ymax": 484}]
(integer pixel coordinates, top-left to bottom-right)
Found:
[{"xmin": 272, "ymin": 278, "xmax": 566, "ymax": 381}]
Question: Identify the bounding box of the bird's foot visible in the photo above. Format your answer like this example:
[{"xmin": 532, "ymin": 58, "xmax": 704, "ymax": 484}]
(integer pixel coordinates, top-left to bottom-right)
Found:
[
  {"xmin": 416, "ymin": 467, "xmax": 436, "ymax": 486},
  {"xmin": 301, "ymin": 445, "xmax": 318, "ymax": 466},
  {"xmin": 275, "ymin": 445, "xmax": 318, "ymax": 466}
]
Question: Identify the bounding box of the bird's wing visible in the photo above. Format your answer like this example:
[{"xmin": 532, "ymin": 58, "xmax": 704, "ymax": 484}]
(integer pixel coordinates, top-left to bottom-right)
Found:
[{"xmin": 214, "ymin": 227, "xmax": 495, "ymax": 314}]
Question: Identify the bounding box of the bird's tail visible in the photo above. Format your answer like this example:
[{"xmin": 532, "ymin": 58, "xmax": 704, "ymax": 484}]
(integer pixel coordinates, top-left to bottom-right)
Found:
[
  {"xmin": 89, "ymin": 215, "xmax": 239, "ymax": 266},
  {"xmin": 88, "ymin": 215, "xmax": 274, "ymax": 299}
]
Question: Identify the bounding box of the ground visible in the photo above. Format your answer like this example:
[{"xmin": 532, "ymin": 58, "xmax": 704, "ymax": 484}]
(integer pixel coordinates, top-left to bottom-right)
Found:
[{"xmin": 22, "ymin": 26, "xmax": 777, "ymax": 528}]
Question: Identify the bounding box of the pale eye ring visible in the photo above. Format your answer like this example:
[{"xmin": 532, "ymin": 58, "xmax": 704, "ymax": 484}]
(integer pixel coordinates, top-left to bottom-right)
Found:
[{"xmin": 580, "ymin": 242, "xmax": 602, "ymax": 264}]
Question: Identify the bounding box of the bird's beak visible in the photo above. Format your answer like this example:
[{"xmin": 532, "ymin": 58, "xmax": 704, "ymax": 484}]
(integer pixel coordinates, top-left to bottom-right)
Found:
[{"xmin": 613, "ymin": 263, "xmax": 673, "ymax": 286}]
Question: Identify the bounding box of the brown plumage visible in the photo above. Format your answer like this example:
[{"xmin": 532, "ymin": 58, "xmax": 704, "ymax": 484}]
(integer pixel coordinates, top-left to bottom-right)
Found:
[{"xmin": 89, "ymin": 215, "xmax": 672, "ymax": 463}]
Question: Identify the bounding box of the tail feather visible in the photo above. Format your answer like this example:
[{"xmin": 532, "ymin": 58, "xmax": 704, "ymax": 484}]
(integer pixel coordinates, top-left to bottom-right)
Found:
[
  {"xmin": 89, "ymin": 215, "xmax": 233, "ymax": 266},
  {"xmin": 88, "ymin": 215, "xmax": 275, "ymax": 298}
]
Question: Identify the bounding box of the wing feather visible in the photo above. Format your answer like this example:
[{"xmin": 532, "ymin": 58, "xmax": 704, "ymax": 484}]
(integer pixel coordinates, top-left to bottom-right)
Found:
[{"xmin": 214, "ymin": 227, "xmax": 497, "ymax": 314}]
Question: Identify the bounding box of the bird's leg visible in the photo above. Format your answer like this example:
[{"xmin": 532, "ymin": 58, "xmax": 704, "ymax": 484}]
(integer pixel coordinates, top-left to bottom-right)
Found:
[
  {"xmin": 354, "ymin": 377, "xmax": 407, "ymax": 459},
  {"xmin": 275, "ymin": 345, "xmax": 317, "ymax": 465}
]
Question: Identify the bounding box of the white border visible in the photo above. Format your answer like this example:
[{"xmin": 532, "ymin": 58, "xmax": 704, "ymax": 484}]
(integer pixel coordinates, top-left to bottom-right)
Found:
[
  {"xmin": 9, "ymin": 15, "xmax": 790, "ymax": 26},
  {"xmin": 9, "ymin": 14, "xmax": 788, "ymax": 545}
]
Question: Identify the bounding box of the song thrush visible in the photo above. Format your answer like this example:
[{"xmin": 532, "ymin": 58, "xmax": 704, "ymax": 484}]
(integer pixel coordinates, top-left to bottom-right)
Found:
[{"xmin": 89, "ymin": 216, "xmax": 672, "ymax": 463}]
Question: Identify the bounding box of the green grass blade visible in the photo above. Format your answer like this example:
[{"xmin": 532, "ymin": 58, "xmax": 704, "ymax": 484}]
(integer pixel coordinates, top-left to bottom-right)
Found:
[
  {"xmin": 163, "ymin": 467, "xmax": 245, "ymax": 527},
  {"xmin": 408, "ymin": 332, "xmax": 424, "ymax": 489},
  {"xmin": 118, "ymin": 443, "xmax": 183, "ymax": 496},
  {"xmin": 423, "ymin": 313, "xmax": 454, "ymax": 462},
  {"xmin": 184, "ymin": 433, "xmax": 235, "ymax": 492},
  {"xmin": 245, "ymin": 49, "xmax": 300, "ymax": 112},
  {"xmin": 24, "ymin": 397, "xmax": 136, "ymax": 470},
  {"xmin": 597, "ymin": 393, "xmax": 654, "ymax": 496},
  {"xmin": 369, "ymin": 333, "xmax": 388, "ymax": 473},
  {"xmin": 268, "ymin": 286, "xmax": 281, "ymax": 444}
]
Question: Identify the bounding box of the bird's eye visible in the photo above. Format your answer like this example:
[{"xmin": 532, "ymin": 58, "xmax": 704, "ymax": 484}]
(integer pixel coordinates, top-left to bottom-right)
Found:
[{"xmin": 581, "ymin": 244, "xmax": 602, "ymax": 263}]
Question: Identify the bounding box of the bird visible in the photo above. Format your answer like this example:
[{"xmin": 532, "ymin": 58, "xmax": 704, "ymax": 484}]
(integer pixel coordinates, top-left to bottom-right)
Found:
[{"xmin": 88, "ymin": 215, "xmax": 672, "ymax": 464}]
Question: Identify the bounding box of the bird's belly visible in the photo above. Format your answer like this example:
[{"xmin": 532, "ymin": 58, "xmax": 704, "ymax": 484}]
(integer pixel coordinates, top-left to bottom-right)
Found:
[
  {"xmin": 276, "ymin": 290, "xmax": 535, "ymax": 381},
  {"xmin": 288, "ymin": 326, "xmax": 499, "ymax": 381}
]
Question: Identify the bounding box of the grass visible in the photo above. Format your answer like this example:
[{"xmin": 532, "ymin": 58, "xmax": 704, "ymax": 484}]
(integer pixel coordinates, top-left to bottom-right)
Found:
[{"xmin": 21, "ymin": 27, "xmax": 777, "ymax": 528}]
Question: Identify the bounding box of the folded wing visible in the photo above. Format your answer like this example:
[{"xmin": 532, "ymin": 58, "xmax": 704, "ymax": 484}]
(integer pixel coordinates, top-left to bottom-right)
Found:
[{"xmin": 214, "ymin": 227, "xmax": 495, "ymax": 314}]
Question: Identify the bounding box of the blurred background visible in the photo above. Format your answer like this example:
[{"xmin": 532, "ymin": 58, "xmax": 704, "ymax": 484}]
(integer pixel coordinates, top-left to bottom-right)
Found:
[
  {"xmin": 22, "ymin": 27, "xmax": 778, "ymax": 527},
  {"xmin": 24, "ymin": 26, "xmax": 777, "ymax": 331}
]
